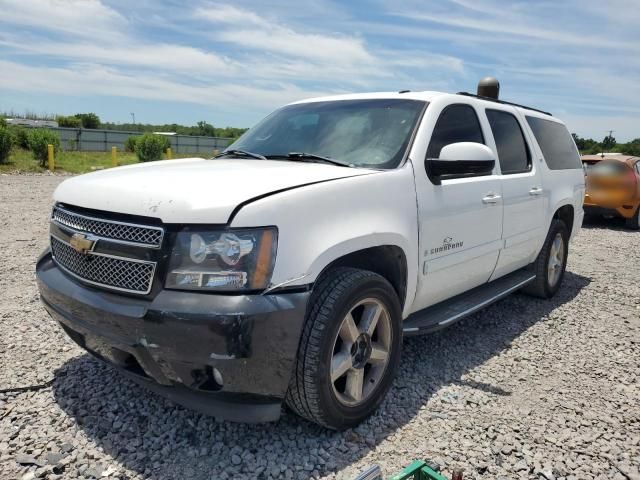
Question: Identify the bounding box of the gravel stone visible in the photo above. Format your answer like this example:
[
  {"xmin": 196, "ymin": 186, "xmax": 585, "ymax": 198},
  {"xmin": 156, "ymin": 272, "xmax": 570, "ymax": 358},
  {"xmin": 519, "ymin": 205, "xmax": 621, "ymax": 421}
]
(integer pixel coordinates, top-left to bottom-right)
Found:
[
  {"xmin": 45, "ymin": 452, "xmax": 64, "ymax": 465},
  {"xmin": 15, "ymin": 454, "xmax": 43, "ymax": 467},
  {"xmin": 0, "ymin": 174, "xmax": 639, "ymax": 480}
]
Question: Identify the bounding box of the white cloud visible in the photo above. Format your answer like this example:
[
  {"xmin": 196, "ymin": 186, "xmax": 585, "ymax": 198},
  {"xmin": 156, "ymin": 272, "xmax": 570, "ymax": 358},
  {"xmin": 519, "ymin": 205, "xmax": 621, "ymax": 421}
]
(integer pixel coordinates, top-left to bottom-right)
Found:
[
  {"xmin": 0, "ymin": 59, "xmax": 333, "ymax": 110},
  {"xmin": 196, "ymin": 4, "xmax": 375, "ymax": 65},
  {"xmin": 390, "ymin": 0, "xmax": 639, "ymax": 53},
  {"xmin": 384, "ymin": 51, "xmax": 465, "ymax": 73},
  {"xmin": 218, "ymin": 28, "xmax": 374, "ymax": 64},
  {"xmin": 0, "ymin": 38, "xmax": 235, "ymax": 76},
  {"xmin": 197, "ymin": 3, "xmax": 266, "ymax": 27},
  {"xmin": 396, "ymin": 10, "xmax": 636, "ymax": 51},
  {"xmin": 0, "ymin": 0, "xmax": 125, "ymax": 39},
  {"xmin": 579, "ymin": 0, "xmax": 640, "ymax": 27}
]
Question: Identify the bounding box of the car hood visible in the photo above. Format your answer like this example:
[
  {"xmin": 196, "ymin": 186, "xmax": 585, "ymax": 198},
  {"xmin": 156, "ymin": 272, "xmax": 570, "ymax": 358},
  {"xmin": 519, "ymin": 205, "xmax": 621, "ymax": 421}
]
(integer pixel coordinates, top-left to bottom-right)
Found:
[{"xmin": 53, "ymin": 158, "xmax": 375, "ymax": 223}]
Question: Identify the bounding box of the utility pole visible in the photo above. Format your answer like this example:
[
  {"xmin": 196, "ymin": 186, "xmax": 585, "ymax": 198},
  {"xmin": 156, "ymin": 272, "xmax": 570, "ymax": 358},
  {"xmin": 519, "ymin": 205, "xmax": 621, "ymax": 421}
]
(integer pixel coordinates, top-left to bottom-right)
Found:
[
  {"xmin": 130, "ymin": 112, "xmax": 136, "ymax": 124},
  {"xmin": 602, "ymin": 130, "xmax": 614, "ymax": 158}
]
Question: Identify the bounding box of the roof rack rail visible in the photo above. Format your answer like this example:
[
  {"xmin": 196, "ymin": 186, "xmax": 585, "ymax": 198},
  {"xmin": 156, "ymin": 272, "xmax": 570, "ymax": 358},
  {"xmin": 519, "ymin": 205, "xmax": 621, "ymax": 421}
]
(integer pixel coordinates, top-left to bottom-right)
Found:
[{"xmin": 456, "ymin": 92, "xmax": 552, "ymax": 116}]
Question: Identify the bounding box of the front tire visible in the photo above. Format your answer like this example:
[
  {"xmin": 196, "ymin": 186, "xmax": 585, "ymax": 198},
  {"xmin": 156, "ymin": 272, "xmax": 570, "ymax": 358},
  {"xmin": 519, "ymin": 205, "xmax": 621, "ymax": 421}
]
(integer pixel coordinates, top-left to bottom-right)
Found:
[
  {"xmin": 523, "ymin": 219, "xmax": 569, "ymax": 299},
  {"xmin": 285, "ymin": 268, "xmax": 402, "ymax": 430}
]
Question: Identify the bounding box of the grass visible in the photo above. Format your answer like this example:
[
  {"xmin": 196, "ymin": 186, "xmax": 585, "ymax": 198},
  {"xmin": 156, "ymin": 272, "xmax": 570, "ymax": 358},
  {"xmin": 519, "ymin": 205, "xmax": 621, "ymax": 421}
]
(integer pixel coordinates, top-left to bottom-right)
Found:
[{"xmin": 0, "ymin": 149, "xmax": 204, "ymax": 174}]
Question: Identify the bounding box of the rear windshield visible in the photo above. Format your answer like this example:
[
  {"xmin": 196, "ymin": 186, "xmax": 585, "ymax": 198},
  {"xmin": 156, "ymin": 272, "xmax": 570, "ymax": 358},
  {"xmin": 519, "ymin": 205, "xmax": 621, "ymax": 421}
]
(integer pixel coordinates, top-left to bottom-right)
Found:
[
  {"xmin": 526, "ymin": 116, "xmax": 581, "ymax": 170},
  {"xmin": 589, "ymin": 160, "xmax": 630, "ymax": 176},
  {"xmin": 229, "ymin": 99, "xmax": 426, "ymax": 169}
]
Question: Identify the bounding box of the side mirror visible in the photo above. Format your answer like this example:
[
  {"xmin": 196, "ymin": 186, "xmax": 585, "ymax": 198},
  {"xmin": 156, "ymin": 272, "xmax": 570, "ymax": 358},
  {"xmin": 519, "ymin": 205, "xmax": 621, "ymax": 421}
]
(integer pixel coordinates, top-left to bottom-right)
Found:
[{"xmin": 426, "ymin": 142, "xmax": 496, "ymax": 185}]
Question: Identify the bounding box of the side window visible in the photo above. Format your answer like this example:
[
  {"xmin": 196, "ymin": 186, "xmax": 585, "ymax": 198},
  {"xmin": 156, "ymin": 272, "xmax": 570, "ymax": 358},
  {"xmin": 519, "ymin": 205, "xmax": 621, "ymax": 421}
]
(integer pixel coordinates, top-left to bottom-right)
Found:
[
  {"xmin": 636, "ymin": 162, "xmax": 640, "ymax": 175},
  {"xmin": 526, "ymin": 116, "xmax": 581, "ymax": 170},
  {"xmin": 426, "ymin": 104, "xmax": 484, "ymax": 158},
  {"xmin": 486, "ymin": 109, "xmax": 531, "ymax": 174}
]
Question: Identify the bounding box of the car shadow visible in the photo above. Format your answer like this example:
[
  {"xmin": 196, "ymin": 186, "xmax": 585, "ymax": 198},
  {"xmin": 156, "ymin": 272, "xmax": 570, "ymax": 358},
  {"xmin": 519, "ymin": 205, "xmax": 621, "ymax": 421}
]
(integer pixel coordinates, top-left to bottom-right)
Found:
[
  {"xmin": 51, "ymin": 271, "xmax": 591, "ymax": 480},
  {"xmin": 581, "ymin": 214, "xmax": 633, "ymax": 232}
]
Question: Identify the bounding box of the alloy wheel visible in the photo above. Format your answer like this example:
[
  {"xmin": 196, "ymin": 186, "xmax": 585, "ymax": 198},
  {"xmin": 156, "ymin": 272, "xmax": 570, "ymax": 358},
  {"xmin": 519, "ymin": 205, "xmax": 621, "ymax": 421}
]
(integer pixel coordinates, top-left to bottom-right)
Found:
[
  {"xmin": 330, "ymin": 298, "xmax": 392, "ymax": 406},
  {"xmin": 547, "ymin": 233, "xmax": 565, "ymax": 287}
]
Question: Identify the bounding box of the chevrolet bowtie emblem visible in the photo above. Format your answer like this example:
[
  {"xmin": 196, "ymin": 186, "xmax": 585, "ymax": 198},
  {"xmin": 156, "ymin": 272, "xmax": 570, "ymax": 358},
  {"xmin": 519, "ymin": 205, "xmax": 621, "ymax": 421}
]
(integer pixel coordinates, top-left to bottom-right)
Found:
[{"xmin": 69, "ymin": 233, "xmax": 96, "ymax": 254}]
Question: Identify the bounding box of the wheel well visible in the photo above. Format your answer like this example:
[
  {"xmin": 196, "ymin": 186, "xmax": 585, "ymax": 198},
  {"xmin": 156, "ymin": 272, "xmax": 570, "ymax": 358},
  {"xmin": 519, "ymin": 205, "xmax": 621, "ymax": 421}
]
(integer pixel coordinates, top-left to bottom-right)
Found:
[
  {"xmin": 318, "ymin": 246, "xmax": 408, "ymax": 308},
  {"xmin": 554, "ymin": 204, "xmax": 574, "ymax": 233}
]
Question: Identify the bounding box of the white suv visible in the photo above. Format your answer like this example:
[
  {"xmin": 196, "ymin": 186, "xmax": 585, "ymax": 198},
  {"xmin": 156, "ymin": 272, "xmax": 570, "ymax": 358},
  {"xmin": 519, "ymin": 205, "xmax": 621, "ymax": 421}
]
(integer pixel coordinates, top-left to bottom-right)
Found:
[{"xmin": 37, "ymin": 79, "xmax": 585, "ymax": 429}]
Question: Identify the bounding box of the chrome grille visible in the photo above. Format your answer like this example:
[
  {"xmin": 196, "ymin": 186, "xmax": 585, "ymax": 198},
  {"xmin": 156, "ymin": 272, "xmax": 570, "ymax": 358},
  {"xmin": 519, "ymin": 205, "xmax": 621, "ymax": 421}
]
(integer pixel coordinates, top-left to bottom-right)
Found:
[
  {"xmin": 52, "ymin": 206, "xmax": 163, "ymax": 248},
  {"xmin": 51, "ymin": 236, "xmax": 155, "ymax": 294}
]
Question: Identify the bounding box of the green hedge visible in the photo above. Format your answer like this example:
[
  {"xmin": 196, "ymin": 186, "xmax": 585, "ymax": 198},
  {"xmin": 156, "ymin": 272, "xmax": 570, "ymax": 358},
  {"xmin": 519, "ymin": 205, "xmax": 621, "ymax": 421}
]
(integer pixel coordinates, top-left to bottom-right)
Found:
[
  {"xmin": 160, "ymin": 135, "xmax": 171, "ymax": 153},
  {"xmin": 9, "ymin": 126, "xmax": 29, "ymax": 149},
  {"xmin": 124, "ymin": 135, "xmax": 139, "ymax": 152},
  {"xmin": 0, "ymin": 124, "xmax": 13, "ymax": 164},
  {"xmin": 57, "ymin": 115, "xmax": 82, "ymax": 128},
  {"xmin": 134, "ymin": 133, "xmax": 166, "ymax": 162},
  {"xmin": 27, "ymin": 129, "xmax": 61, "ymax": 167}
]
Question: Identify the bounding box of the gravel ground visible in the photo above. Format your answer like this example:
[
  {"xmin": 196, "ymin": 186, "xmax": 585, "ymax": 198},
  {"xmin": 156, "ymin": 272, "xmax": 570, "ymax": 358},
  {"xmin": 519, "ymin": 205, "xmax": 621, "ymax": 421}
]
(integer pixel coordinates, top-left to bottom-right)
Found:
[{"xmin": 1, "ymin": 174, "xmax": 639, "ymax": 480}]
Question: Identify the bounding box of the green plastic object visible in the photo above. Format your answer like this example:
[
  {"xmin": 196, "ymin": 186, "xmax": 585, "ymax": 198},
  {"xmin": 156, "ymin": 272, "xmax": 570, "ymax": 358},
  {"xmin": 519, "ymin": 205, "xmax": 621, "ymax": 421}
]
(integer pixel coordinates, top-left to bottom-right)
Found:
[{"xmin": 387, "ymin": 461, "xmax": 450, "ymax": 480}]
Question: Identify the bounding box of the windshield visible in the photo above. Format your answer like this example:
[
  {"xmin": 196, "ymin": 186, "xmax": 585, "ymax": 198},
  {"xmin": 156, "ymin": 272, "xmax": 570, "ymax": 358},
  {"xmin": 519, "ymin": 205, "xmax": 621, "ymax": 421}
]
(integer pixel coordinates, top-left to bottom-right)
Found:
[{"xmin": 228, "ymin": 99, "xmax": 426, "ymax": 169}]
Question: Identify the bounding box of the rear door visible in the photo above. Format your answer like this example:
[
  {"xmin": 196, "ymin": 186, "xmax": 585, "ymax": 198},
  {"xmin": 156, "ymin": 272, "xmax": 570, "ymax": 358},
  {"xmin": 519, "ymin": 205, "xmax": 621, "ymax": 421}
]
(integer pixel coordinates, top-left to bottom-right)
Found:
[{"xmin": 484, "ymin": 107, "xmax": 545, "ymax": 279}]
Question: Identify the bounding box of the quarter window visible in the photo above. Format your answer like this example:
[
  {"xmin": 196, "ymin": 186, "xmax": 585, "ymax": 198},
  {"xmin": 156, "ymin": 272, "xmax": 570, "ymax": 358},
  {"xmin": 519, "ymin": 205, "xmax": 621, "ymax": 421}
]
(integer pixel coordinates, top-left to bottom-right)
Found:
[
  {"xmin": 426, "ymin": 104, "xmax": 484, "ymax": 158},
  {"xmin": 526, "ymin": 116, "xmax": 581, "ymax": 170},
  {"xmin": 486, "ymin": 109, "xmax": 531, "ymax": 174}
]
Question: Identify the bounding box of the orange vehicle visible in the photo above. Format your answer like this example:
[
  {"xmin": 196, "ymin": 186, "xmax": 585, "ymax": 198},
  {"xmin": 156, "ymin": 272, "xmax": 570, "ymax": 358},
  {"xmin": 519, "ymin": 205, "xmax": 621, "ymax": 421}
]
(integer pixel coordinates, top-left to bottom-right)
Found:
[{"xmin": 582, "ymin": 154, "xmax": 640, "ymax": 229}]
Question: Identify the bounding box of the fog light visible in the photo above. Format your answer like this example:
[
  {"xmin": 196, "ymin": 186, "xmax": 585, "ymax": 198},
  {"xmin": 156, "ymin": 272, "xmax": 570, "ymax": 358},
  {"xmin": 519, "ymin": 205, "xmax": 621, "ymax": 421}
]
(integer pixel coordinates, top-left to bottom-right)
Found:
[
  {"xmin": 168, "ymin": 271, "xmax": 247, "ymax": 289},
  {"xmin": 202, "ymin": 272, "xmax": 246, "ymax": 288}
]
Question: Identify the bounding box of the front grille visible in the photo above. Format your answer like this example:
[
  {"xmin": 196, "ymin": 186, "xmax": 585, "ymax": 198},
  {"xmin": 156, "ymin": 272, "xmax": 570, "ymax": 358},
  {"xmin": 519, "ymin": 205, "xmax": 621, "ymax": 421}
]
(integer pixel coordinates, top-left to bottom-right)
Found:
[
  {"xmin": 51, "ymin": 236, "xmax": 156, "ymax": 294},
  {"xmin": 52, "ymin": 206, "xmax": 163, "ymax": 248}
]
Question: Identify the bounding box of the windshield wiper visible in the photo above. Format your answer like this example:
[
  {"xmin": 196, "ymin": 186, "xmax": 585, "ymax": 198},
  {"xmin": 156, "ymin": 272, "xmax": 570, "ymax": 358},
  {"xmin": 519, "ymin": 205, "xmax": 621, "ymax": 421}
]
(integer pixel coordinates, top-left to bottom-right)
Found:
[
  {"xmin": 284, "ymin": 152, "xmax": 353, "ymax": 168},
  {"xmin": 214, "ymin": 149, "xmax": 266, "ymax": 160}
]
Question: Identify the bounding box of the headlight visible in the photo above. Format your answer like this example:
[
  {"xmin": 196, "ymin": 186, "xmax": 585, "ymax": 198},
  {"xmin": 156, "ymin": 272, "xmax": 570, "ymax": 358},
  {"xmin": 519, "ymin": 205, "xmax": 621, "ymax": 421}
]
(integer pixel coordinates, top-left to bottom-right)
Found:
[{"xmin": 166, "ymin": 227, "xmax": 277, "ymax": 291}]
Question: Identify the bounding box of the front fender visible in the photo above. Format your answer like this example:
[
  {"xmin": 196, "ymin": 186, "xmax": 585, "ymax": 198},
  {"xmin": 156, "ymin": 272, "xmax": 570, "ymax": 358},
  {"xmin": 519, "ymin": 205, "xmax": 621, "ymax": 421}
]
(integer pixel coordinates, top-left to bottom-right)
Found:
[
  {"xmin": 305, "ymin": 232, "xmax": 411, "ymax": 287},
  {"xmin": 230, "ymin": 165, "xmax": 419, "ymax": 318}
]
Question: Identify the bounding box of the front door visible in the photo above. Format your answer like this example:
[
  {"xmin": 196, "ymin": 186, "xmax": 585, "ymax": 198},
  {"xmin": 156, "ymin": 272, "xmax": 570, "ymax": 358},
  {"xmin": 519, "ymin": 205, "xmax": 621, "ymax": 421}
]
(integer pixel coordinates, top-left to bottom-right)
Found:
[{"xmin": 413, "ymin": 103, "xmax": 503, "ymax": 311}]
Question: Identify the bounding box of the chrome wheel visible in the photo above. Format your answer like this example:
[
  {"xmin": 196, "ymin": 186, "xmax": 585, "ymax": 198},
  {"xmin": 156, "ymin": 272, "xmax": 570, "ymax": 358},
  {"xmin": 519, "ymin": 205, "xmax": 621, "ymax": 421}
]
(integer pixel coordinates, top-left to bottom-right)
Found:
[
  {"xmin": 330, "ymin": 298, "xmax": 391, "ymax": 406},
  {"xmin": 547, "ymin": 233, "xmax": 565, "ymax": 287}
]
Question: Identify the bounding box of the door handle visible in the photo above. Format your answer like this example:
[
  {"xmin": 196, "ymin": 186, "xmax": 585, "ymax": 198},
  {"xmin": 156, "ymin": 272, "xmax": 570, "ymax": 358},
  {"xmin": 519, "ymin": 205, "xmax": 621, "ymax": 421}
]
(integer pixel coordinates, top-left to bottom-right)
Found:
[
  {"xmin": 529, "ymin": 187, "xmax": 543, "ymax": 196},
  {"xmin": 482, "ymin": 193, "xmax": 501, "ymax": 204}
]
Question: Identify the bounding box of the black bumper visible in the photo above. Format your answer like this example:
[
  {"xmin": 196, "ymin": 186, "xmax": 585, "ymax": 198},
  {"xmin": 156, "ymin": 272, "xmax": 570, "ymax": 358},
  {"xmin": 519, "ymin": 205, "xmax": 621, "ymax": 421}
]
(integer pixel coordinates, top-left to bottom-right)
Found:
[{"xmin": 36, "ymin": 252, "xmax": 309, "ymax": 423}]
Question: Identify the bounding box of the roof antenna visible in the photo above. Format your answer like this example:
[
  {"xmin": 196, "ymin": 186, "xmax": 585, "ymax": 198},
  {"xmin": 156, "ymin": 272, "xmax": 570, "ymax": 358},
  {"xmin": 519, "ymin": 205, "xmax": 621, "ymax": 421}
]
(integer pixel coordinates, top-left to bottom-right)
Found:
[{"xmin": 477, "ymin": 77, "xmax": 500, "ymax": 99}]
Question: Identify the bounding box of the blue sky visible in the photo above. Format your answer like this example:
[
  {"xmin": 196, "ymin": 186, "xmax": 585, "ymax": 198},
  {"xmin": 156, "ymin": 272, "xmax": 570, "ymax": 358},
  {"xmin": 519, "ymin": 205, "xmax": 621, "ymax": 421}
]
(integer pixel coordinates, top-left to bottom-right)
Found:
[{"xmin": 0, "ymin": 0, "xmax": 638, "ymax": 141}]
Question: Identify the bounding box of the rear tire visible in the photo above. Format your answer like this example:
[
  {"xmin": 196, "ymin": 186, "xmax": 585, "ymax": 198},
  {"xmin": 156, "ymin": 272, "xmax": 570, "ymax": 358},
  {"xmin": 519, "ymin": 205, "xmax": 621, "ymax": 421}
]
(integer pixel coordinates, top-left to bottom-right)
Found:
[
  {"xmin": 625, "ymin": 208, "xmax": 640, "ymax": 230},
  {"xmin": 522, "ymin": 219, "xmax": 569, "ymax": 299},
  {"xmin": 285, "ymin": 268, "xmax": 402, "ymax": 430}
]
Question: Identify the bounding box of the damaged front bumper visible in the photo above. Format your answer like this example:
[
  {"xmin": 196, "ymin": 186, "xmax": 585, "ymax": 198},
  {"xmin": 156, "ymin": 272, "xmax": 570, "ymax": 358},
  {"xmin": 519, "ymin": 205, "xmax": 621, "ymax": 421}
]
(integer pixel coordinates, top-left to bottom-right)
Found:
[{"xmin": 36, "ymin": 252, "xmax": 309, "ymax": 423}]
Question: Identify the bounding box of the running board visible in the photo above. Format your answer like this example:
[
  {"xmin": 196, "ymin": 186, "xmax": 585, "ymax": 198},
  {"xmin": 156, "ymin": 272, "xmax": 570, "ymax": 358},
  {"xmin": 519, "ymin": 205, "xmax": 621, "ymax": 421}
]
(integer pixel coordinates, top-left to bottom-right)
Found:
[{"xmin": 403, "ymin": 268, "xmax": 535, "ymax": 336}]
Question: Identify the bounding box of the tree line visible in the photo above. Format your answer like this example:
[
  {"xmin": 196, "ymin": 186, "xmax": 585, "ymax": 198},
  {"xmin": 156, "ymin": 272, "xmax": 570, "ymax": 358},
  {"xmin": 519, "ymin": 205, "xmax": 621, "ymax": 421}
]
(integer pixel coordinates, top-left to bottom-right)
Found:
[
  {"xmin": 99, "ymin": 120, "xmax": 247, "ymax": 139},
  {"xmin": 3, "ymin": 111, "xmax": 248, "ymax": 139},
  {"xmin": 572, "ymin": 133, "xmax": 640, "ymax": 156}
]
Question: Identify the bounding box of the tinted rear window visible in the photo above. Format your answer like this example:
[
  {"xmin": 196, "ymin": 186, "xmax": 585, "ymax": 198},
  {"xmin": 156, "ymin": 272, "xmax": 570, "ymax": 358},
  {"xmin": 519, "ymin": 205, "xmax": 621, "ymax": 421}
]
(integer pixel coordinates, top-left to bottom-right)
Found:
[
  {"xmin": 526, "ymin": 117, "xmax": 581, "ymax": 170},
  {"xmin": 486, "ymin": 109, "xmax": 531, "ymax": 174}
]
